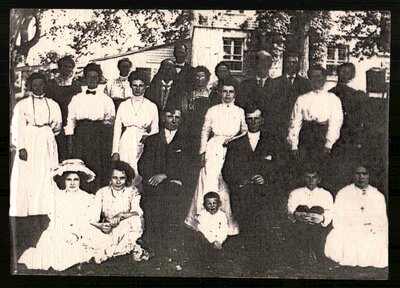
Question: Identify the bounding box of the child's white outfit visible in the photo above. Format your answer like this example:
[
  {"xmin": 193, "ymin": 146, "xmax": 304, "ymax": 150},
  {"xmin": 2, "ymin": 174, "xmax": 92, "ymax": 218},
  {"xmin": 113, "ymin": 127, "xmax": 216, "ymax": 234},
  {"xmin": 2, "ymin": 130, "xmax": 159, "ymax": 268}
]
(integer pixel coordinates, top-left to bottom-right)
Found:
[{"xmin": 197, "ymin": 209, "xmax": 229, "ymax": 244}]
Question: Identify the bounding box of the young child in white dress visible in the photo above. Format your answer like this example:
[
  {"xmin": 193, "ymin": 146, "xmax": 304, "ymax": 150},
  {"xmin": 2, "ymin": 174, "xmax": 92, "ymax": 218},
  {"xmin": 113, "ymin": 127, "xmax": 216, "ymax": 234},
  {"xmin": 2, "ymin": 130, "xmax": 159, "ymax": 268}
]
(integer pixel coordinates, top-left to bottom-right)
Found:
[{"xmin": 197, "ymin": 192, "xmax": 229, "ymax": 250}]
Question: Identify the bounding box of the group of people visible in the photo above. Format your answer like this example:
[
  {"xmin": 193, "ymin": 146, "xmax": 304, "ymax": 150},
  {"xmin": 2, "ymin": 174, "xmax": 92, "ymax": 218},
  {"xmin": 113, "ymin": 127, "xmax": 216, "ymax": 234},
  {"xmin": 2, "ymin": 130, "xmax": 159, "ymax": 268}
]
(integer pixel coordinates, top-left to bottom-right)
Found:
[{"xmin": 10, "ymin": 42, "xmax": 388, "ymax": 272}]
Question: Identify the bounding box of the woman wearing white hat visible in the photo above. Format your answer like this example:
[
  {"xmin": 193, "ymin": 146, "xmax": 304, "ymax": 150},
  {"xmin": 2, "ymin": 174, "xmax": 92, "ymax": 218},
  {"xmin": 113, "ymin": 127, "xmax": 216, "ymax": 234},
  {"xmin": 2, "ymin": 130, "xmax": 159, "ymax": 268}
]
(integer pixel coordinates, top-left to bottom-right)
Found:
[{"xmin": 18, "ymin": 159, "xmax": 103, "ymax": 271}]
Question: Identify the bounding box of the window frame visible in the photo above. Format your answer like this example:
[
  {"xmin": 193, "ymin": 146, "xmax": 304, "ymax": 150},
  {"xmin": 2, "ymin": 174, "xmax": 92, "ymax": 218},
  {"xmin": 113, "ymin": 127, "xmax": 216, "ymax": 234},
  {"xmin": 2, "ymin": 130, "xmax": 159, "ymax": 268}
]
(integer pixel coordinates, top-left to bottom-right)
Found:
[{"xmin": 222, "ymin": 37, "xmax": 245, "ymax": 73}]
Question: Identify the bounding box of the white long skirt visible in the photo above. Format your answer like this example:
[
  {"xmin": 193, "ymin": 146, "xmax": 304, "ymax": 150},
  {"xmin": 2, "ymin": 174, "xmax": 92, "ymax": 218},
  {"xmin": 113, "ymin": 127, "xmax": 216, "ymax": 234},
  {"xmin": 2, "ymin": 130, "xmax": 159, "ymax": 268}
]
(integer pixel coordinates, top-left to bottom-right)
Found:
[
  {"xmin": 10, "ymin": 125, "xmax": 58, "ymax": 217},
  {"xmin": 184, "ymin": 136, "xmax": 239, "ymax": 235}
]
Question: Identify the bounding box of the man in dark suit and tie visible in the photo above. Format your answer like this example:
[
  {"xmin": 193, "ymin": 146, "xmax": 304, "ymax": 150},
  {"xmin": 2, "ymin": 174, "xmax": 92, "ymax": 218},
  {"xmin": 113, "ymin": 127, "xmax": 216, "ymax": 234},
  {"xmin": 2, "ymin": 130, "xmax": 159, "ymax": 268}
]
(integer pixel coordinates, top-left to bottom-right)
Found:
[
  {"xmin": 271, "ymin": 52, "xmax": 313, "ymax": 162},
  {"xmin": 173, "ymin": 43, "xmax": 195, "ymax": 93},
  {"xmin": 138, "ymin": 106, "xmax": 191, "ymax": 252},
  {"xmin": 222, "ymin": 106, "xmax": 278, "ymax": 235}
]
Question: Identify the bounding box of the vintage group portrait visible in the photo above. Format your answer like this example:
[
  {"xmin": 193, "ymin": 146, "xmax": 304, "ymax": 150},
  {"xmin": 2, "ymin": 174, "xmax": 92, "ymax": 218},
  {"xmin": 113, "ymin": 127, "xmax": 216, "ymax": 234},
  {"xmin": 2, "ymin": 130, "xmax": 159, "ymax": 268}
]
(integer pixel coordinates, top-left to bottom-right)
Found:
[{"xmin": 9, "ymin": 9, "xmax": 389, "ymax": 279}]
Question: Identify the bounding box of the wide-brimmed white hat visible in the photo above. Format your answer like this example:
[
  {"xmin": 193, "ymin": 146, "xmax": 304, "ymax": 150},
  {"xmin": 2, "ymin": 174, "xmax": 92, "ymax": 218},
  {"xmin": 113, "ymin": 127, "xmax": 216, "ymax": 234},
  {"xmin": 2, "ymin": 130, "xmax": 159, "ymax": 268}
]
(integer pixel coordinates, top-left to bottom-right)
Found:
[{"xmin": 53, "ymin": 159, "xmax": 96, "ymax": 182}]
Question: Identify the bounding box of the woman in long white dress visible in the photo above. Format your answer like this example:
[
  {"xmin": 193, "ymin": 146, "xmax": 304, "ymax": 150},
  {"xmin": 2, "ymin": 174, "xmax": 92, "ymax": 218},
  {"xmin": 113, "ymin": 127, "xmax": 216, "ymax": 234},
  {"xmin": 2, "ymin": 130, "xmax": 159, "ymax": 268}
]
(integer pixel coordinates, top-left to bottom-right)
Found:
[
  {"xmin": 185, "ymin": 79, "xmax": 248, "ymax": 235},
  {"xmin": 89, "ymin": 161, "xmax": 149, "ymax": 263},
  {"xmin": 324, "ymin": 165, "xmax": 388, "ymax": 268},
  {"xmin": 111, "ymin": 71, "xmax": 159, "ymax": 187},
  {"xmin": 10, "ymin": 72, "xmax": 62, "ymax": 217},
  {"xmin": 18, "ymin": 159, "xmax": 103, "ymax": 271}
]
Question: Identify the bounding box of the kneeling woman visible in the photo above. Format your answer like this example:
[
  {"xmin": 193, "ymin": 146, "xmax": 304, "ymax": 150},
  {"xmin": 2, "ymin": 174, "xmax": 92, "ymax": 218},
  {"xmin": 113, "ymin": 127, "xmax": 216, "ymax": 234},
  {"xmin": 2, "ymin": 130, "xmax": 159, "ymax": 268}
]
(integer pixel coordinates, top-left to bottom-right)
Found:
[
  {"xmin": 90, "ymin": 161, "xmax": 149, "ymax": 262},
  {"xmin": 18, "ymin": 160, "xmax": 99, "ymax": 271}
]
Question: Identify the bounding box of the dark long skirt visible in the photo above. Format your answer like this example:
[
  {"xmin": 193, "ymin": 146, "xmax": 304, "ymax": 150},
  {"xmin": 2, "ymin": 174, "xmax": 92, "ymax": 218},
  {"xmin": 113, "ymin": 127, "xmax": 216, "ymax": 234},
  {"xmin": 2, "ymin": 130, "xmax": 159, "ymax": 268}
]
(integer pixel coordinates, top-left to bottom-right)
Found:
[
  {"xmin": 72, "ymin": 120, "xmax": 113, "ymax": 193},
  {"xmin": 298, "ymin": 121, "xmax": 328, "ymax": 164}
]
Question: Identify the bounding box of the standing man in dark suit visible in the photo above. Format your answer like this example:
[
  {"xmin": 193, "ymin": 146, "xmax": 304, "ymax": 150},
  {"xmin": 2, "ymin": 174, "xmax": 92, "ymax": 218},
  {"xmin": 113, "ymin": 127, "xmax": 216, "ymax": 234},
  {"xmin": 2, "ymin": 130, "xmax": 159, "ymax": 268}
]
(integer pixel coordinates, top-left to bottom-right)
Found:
[
  {"xmin": 173, "ymin": 43, "xmax": 195, "ymax": 93},
  {"xmin": 222, "ymin": 107, "xmax": 278, "ymax": 235},
  {"xmin": 138, "ymin": 107, "xmax": 191, "ymax": 253},
  {"xmin": 271, "ymin": 52, "xmax": 313, "ymax": 162}
]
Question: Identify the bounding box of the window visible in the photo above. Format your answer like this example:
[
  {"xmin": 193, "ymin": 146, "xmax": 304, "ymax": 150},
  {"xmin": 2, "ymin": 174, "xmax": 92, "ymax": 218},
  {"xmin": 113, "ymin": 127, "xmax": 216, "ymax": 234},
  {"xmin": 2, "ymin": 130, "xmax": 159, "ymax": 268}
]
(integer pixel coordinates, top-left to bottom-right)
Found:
[
  {"xmin": 223, "ymin": 38, "xmax": 244, "ymax": 73},
  {"xmin": 326, "ymin": 45, "xmax": 349, "ymax": 76}
]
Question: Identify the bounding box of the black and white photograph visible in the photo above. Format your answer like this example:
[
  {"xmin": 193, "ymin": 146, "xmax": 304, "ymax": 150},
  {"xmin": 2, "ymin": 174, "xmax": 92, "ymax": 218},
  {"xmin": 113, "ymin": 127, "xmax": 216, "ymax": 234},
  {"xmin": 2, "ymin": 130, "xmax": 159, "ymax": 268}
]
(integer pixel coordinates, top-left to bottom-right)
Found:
[{"xmin": 9, "ymin": 9, "xmax": 390, "ymax": 279}]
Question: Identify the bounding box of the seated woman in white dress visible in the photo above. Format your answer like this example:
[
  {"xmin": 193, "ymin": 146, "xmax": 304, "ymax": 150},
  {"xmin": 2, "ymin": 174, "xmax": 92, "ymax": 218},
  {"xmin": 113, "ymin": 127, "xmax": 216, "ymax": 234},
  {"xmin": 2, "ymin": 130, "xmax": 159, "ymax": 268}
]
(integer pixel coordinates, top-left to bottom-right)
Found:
[
  {"xmin": 90, "ymin": 161, "xmax": 149, "ymax": 263},
  {"xmin": 324, "ymin": 164, "xmax": 388, "ymax": 268},
  {"xmin": 185, "ymin": 78, "xmax": 248, "ymax": 236},
  {"xmin": 18, "ymin": 159, "xmax": 101, "ymax": 271},
  {"xmin": 111, "ymin": 71, "xmax": 159, "ymax": 188}
]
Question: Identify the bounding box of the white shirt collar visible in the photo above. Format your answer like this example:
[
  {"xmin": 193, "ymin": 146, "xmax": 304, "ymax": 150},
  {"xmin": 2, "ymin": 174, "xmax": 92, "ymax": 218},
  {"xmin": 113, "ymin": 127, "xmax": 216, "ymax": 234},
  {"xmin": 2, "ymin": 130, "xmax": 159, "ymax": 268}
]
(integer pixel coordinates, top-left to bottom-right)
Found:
[
  {"xmin": 32, "ymin": 93, "xmax": 45, "ymax": 99},
  {"xmin": 165, "ymin": 128, "xmax": 178, "ymax": 144}
]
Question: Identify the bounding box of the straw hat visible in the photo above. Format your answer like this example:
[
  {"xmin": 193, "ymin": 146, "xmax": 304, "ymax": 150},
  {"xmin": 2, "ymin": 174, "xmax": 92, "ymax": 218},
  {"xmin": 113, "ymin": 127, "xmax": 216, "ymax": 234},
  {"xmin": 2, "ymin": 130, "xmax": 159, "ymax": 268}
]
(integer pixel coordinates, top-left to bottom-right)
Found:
[{"xmin": 53, "ymin": 159, "xmax": 96, "ymax": 182}]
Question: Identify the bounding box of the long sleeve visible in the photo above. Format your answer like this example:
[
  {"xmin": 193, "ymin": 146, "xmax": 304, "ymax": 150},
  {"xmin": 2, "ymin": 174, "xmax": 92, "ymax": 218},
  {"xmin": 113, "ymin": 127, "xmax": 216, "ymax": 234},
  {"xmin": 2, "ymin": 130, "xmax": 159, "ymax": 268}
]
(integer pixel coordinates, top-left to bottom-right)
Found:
[
  {"xmin": 199, "ymin": 108, "xmax": 212, "ymax": 154},
  {"xmin": 287, "ymin": 189, "xmax": 300, "ymax": 222},
  {"xmin": 147, "ymin": 106, "xmax": 159, "ymax": 136},
  {"xmin": 50, "ymin": 101, "xmax": 63, "ymax": 136},
  {"xmin": 287, "ymin": 98, "xmax": 303, "ymax": 150},
  {"xmin": 129, "ymin": 188, "xmax": 143, "ymax": 217},
  {"xmin": 325, "ymin": 97, "xmax": 344, "ymax": 149},
  {"xmin": 112, "ymin": 107, "xmax": 123, "ymax": 155},
  {"xmin": 64, "ymin": 98, "xmax": 77, "ymax": 136},
  {"xmin": 239, "ymin": 109, "xmax": 248, "ymax": 134},
  {"xmin": 103, "ymin": 97, "xmax": 115, "ymax": 125},
  {"xmin": 11, "ymin": 101, "xmax": 26, "ymax": 150},
  {"xmin": 88, "ymin": 188, "xmax": 103, "ymax": 223}
]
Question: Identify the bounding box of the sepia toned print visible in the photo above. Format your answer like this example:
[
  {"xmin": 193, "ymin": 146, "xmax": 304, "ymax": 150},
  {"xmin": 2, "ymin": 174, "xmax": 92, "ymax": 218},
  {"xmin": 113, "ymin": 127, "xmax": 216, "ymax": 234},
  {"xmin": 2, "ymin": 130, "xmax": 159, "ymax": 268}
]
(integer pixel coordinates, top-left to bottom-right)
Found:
[{"xmin": 10, "ymin": 9, "xmax": 389, "ymax": 278}]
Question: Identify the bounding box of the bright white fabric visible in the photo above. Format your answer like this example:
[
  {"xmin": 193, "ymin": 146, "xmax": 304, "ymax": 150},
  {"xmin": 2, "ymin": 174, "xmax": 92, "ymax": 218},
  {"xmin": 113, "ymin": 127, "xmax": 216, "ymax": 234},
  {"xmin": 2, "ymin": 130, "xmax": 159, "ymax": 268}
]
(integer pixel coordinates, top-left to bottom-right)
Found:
[
  {"xmin": 104, "ymin": 76, "xmax": 133, "ymax": 99},
  {"xmin": 247, "ymin": 131, "xmax": 260, "ymax": 152},
  {"xmin": 18, "ymin": 189, "xmax": 104, "ymax": 271},
  {"xmin": 197, "ymin": 210, "xmax": 229, "ymax": 244},
  {"xmin": 88, "ymin": 186, "xmax": 145, "ymax": 259},
  {"xmin": 324, "ymin": 184, "xmax": 388, "ymax": 268},
  {"xmin": 287, "ymin": 186, "xmax": 334, "ymax": 227},
  {"xmin": 112, "ymin": 97, "xmax": 159, "ymax": 175},
  {"xmin": 64, "ymin": 86, "xmax": 115, "ymax": 135},
  {"xmin": 287, "ymin": 88, "xmax": 343, "ymax": 150},
  {"xmin": 10, "ymin": 96, "xmax": 62, "ymax": 216}
]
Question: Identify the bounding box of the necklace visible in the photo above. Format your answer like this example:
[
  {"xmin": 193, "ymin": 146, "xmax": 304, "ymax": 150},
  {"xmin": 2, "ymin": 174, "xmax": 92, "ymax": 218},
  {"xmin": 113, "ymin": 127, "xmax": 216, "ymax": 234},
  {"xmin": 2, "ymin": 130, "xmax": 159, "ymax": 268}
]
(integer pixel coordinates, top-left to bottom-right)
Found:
[
  {"xmin": 131, "ymin": 97, "xmax": 144, "ymax": 116},
  {"xmin": 31, "ymin": 95, "xmax": 50, "ymax": 126}
]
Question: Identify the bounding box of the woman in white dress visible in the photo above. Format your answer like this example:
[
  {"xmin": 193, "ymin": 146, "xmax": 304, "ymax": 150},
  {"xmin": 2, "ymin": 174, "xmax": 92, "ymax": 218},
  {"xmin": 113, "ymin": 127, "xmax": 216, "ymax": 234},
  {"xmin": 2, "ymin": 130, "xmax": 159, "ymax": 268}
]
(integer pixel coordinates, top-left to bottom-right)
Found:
[
  {"xmin": 10, "ymin": 72, "xmax": 62, "ymax": 217},
  {"xmin": 111, "ymin": 71, "xmax": 159, "ymax": 187},
  {"xmin": 18, "ymin": 159, "xmax": 102, "ymax": 271},
  {"xmin": 185, "ymin": 79, "xmax": 248, "ymax": 235},
  {"xmin": 324, "ymin": 164, "xmax": 388, "ymax": 268},
  {"xmin": 89, "ymin": 161, "xmax": 149, "ymax": 263}
]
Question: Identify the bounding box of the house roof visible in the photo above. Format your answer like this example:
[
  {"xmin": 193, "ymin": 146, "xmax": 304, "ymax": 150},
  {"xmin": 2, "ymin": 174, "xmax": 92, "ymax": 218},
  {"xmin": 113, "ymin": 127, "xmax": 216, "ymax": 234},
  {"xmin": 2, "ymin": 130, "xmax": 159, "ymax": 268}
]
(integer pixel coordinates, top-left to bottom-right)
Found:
[{"xmin": 91, "ymin": 39, "xmax": 191, "ymax": 62}]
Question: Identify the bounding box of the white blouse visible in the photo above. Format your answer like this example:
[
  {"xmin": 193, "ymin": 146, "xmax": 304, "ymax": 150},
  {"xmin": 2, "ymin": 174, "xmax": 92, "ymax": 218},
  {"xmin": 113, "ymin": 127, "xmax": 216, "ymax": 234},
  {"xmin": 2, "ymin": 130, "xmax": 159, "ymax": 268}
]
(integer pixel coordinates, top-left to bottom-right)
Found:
[
  {"xmin": 64, "ymin": 87, "xmax": 115, "ymax": 135},
  {"xmin": 199, "ymin": 103, "xmax": 248, "ymax": 154},
  {"xmin": 105, "ymin": 76, "xmax": 132, "ymax": 99},
  {"xmin": 197, "ymin": 209, "xmax": 229, "ymax": 244},
  {"xmin": 287, "ymin": 89, "xmax": 343, "ymax": 150},
  {"xmin": 11, "ymin": 95, "xmax": 62, "ymax": 150},
  {"xmin": 287, "ymin": 186, "xmax": 334, "ymax": 227},
  {"xmin": 112, "ymin": 96, "xmax": 159, "ymax": 154}
]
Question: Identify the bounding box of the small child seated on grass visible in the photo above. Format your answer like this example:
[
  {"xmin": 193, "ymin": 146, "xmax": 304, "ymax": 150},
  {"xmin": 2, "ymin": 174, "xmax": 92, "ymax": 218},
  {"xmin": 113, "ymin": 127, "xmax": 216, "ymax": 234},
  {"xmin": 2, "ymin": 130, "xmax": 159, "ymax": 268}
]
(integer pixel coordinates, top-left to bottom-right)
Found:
[{"xmin": 196, "ymin": 192, "xmax": 229, "ymax": 249}]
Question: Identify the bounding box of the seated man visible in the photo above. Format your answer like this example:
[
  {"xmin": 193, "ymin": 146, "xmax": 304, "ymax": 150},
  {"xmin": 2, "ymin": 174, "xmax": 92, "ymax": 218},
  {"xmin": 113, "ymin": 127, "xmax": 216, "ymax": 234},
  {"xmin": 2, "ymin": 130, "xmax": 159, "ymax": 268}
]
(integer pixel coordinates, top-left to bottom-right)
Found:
[
  {"xmin": 286, "ymin": 165, "xmax": 333, "ymax": 264},
  {"xmin": 222, "ymin": 106, "xmax": 277, "ymax": 235},
  {"xmin": 138, "ymin": 107, "xmax": 190, "ymax": 252}
]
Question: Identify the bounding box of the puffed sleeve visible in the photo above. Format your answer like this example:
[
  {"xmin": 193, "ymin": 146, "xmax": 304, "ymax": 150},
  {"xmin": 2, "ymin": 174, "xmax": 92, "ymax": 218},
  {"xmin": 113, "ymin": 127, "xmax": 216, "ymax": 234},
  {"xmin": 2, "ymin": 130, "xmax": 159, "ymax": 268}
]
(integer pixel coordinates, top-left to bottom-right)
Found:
[
  {"xmin": 287, "ymin": 97, "xmax": 303, "ymax": 150},
  {"xmin": 103, "ymin": 96, "xmax": 115, "ymax": 125},
  {"xmin": 147, "ymin": 102, "xmax": 159, "ymax": 136},
  {"xmin": 199, "ymin": 108, "xmax": 213, "ymax": 154},
  {"xmin": 325, "ymin": 95, "xmax": 344, "ymax": 149},
  {"xmin": 112, "ymin": 104, "xmax": 123, "ymax": 155},
  {"xmin": 64, "ymin": 96, "xmax": 77, "ymax": 136},
  {"xmin": 129, "ymin": 187, "xmax": 143, "ymax": 217},
  {"xmin": 287, "ymin": 189, "xmax": 300, "ymax": 222},
  {"xmin": 11, "ymin": 101, "xmax": 26, "ymax": 150},
  {"xmin": 50, "ymin": 100, "xmax": 62, "ymax": 136}
]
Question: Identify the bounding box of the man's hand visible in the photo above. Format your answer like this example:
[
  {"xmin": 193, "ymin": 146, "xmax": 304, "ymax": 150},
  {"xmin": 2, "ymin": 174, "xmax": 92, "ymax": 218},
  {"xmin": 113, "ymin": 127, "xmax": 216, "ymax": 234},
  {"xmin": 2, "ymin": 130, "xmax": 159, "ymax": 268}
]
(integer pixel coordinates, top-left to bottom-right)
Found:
[
  {"xmin": 148, "ymin": 174, "xmax": 167, "ymax": 186},
  {"xmin": 110, "ymin": 215, "xmax": 121, "ymax": 227},
  {"xmin": 111, "ymin": 153, "xmax": 120, "ymax": 162},
  {"xmin": 323, "ymin": 147, "xmax": 331, "ymax": 155},
  {"xmin": 19, "ymin": 149, "xmax": 28, "ymax": 161},
  {"xmin": 305, "ymin": 213, "xmax": 324, "ymax": 225},
  {"xmin": 290, "ymin": 149, "xmax": 299, "ymax": 160},
  {"xmin": 252, "ymin": 175, "xmax": 265, "ymax": 185},
  {"xmin": 213, "ymin": 241, "xmax": 222, "ymax": 249},
  {"xmin": 294, "ymin": 211, "xmax": 309, "ymax": 223}
]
